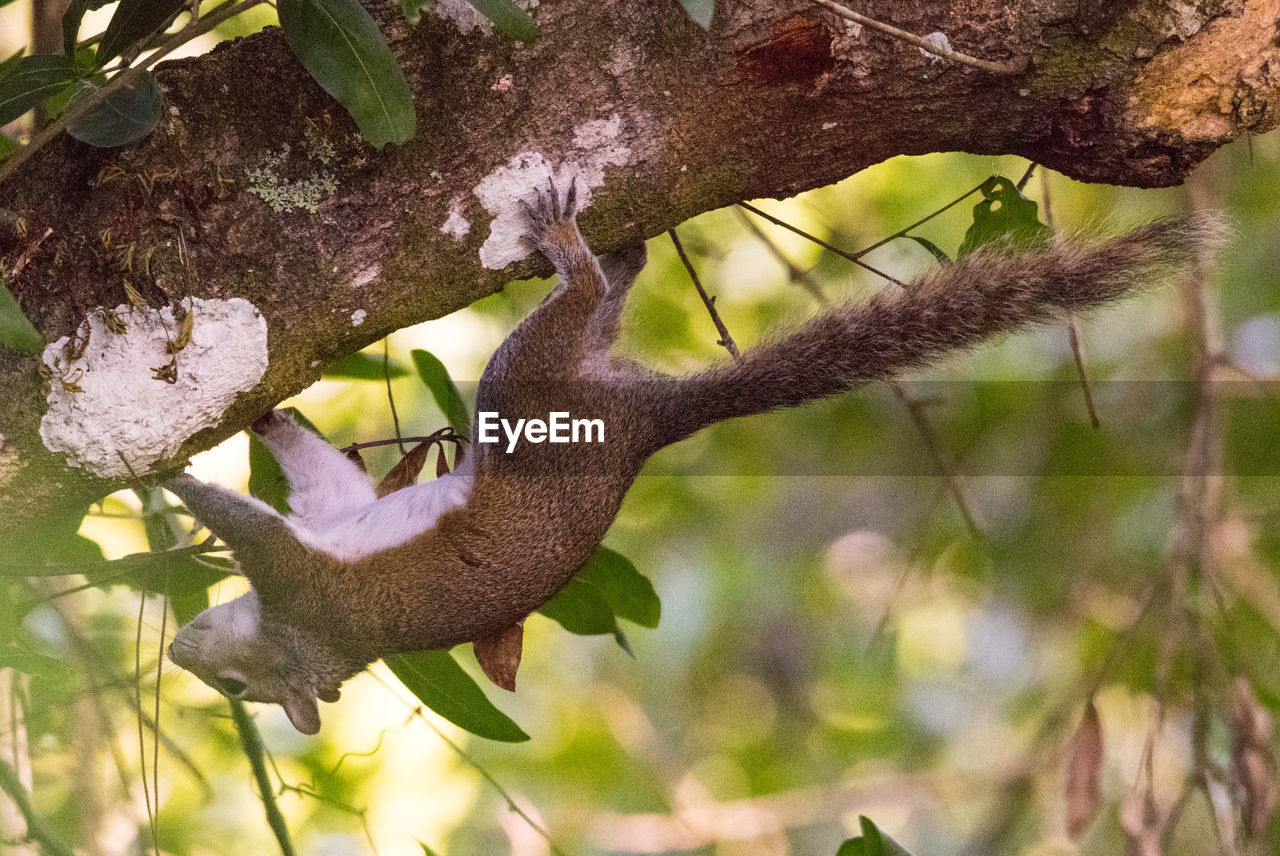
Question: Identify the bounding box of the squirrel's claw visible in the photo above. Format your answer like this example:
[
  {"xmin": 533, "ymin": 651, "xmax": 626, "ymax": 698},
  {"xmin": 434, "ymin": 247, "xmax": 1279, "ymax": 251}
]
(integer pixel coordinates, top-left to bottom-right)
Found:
[{"xmin": 564, "ymin": 177, "xmax": 578, "ymax": 218}]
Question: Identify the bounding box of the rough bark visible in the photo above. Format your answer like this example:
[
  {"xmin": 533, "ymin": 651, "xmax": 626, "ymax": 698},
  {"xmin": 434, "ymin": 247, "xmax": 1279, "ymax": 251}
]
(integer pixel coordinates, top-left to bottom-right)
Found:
[{"xmin": 0, "ymin": 0, "xmax": 1277, "ymax": 542}]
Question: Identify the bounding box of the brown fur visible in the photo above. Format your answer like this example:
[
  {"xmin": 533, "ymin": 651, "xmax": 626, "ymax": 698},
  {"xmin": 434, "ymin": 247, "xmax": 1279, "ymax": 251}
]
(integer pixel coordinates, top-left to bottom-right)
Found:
[{"xmin": 167, "ymin": 182, "xmax": 1220, "ymax": 731}]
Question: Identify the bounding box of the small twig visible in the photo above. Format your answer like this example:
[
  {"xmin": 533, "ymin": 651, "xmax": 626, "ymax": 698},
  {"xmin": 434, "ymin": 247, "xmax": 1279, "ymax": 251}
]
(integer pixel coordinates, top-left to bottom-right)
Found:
[
  {"xmin": 259, "ymin": 742, "xmax": 376, "ymax": 854},
  {"xmin": 669, "ymin": 229, "xmax": 741, "ymax": 359},
  {"xmin": 1037, "ymin": 169, "xmax": 1102, "ymax": 429},
  {"xmin": 1161, "ymin": 774, "xmax": 1199, "ymax": 852},
  {"xmin": 0, "ymin": 756, "xmax": 76, "ymax": 856},
  {"xmin": 0, "ymin": 539, "xmax": 222, "ymax": 578},
  {"xmin": 49, "ymin": 599, "xmax": 211, "ymax": 799},
  {"xmin": 135, "ymin": 593, "xmax": 158, "ymax": 856},
  {"xmin": 340, "ymin": 428, "xmax": 467, "ymax": 454},
  {"xmin": 151, "ymin": 585, "xmax": 167, "ymax": 856},
  {"xmin": 10, "ymin": 227, "xmax": 53, "ymax": 278},
  {"xmin": 808, "ymin": 0, "xmax": 1028, "ymax": 75},
  {"xmin": 737, "ymin": 202, "xmax": 906, "ymax": 287},
  {"xmin": 229, "ymin": 700, "xmax": 297, "ymax": 856},
  {"xmin": 1066, "ymin": 316, "xmax": 1101, "ymax": 428},
  {"xmin": 866, "ymin": 482, "xmax": 950, "ymax": 650},
  {"xmin": 420, "ymin": 714, "xmax": 567, "ymax": 856},
  {"xmin": 733, "ymin": 209, "xmax": 829, "ymax": 304},
  {"xmin": 372, "ymin": 672, "xmax": 567, "ymax": 856},
  {"xmin": 848, "ymin": 179, "xmax": 987, "ymax": 261},
  {"xmin": 1015, "ymin": 161, "xmax": 1037, "ymax": 191},
  {"xmin": 738, "ymin": 199, "xmax": 984, "ymax": 535},
  {"xmin": 890, "ymin": 382, "xmax": 982, "ymax": 536},
  {"xmin": 383, "ymin": 337, "xmax": 407, "ymax": 456}
]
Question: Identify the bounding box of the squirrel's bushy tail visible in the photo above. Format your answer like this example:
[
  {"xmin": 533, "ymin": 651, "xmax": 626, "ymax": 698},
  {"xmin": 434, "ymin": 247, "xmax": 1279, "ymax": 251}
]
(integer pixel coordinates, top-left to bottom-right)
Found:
[{"xmin": 654, "ymin": 214, "xmax": 1225, "ymax": 445}]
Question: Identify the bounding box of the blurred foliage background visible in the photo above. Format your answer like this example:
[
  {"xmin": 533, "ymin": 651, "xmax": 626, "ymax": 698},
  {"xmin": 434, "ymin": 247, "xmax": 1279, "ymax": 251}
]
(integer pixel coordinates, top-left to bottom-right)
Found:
[{"xmin": 5, "ymin": 3, "xmax": 1280, "ymax": 855}]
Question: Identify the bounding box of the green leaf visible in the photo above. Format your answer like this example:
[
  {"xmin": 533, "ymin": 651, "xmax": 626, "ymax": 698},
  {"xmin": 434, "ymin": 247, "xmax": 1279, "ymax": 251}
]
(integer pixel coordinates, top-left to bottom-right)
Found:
[
  {"xmin": 0, "ymin": 131, "xmax": 15, "ymax": 162},
  {"xmin": 65, "ymin": 71, "xmax": 163, "ymax": 148},
  {"xmin": 463, "ymin": 0, "xmax": 538, "ymax": 42},
  {"xmin": 585, "ymin": 547, "xmax": 660, "ymax": 628},
  {"xmin": 904, "ymin": 235, "xmax": 951, "ymax": 266},
  {"xmin": 323, "ymin": 350, "xmax": 409, "ymax": 380},
  {"xmin": 0, "ymin": 650, "xmax": 74, "ymax": 682},
  {"xmin": 417, "ymin": 843, "xmax": 443, "ymax": 856},
  {"xmin": 98, "ymin": 0, "xmax": 186, "ymax": 66},
  {"xmin": 958, "ymin": 175, "xmax": 1050, "ymax": 257},
  {"xmin": 538, "ymin": 573, "xmax": 617, "ymax": 636},
  {"xmin": 86, "ymin": 552, "xmax": 228, "ymax": 598},
  {"xmin": 386, "ymin": 649, "xmax": 529, "ymax": 742},
  {"xmin": 62, "ymin": 0, "xmax": 116, "ymax": 57},
  {"xmin": 677, "ymin": 0, "xmax": 714, "ymax": 29},
  {"xmin": 170, "ymin": 588, "xmax": 210, "ymax": 625},
  {"xmin": 277, "ymin": 0, "xmax": 416, "ymax": 148},
  {"xmin": 0, "ymin": 55, "xmax": 76, "ymax": 126},
  {"xmin": 835, "ymin": 817, "xmax": 917, "ymax": 856},
  {"xmin": 399, "ymin": 0, "xmax": 434, "ymax": 24},
  {"xmin": 0, "ymin": 49, "xmax": 23, "ymax": 82},
  {"xmin": 935, "ymin": 536, "xmax": 993, "ymax": 579},
  {"xmin": 248, "ymin": 408, "xmax": 325, "ymax": 514},
  {"xmin": 411, "ymin": 349, "xmax": 470, "ymax": 434},
  {"xmin": 0, "ymin": 281, "xmax": 44, "ymax": 354},
  {"xmin": 41, "ymin": 49, "xmax": 103, "ymax": 120},
  {"xmin": 539, "ymin": 547, "xmax": 660, "ymax": 636}
]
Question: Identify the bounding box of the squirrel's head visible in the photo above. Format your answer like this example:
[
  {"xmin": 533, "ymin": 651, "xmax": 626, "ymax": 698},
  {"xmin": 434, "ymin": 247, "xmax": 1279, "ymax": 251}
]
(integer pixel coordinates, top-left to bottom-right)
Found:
[{"xmin": 168, "ymin": 591, "xmax": 340, "ymax": 734}]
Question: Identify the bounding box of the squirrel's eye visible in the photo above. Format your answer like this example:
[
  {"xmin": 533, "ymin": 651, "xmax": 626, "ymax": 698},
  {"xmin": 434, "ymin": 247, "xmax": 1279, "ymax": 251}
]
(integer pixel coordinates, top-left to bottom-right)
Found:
[{"xmin": 218, "ymin": 677, "xmax": 247, "ymax": 697}]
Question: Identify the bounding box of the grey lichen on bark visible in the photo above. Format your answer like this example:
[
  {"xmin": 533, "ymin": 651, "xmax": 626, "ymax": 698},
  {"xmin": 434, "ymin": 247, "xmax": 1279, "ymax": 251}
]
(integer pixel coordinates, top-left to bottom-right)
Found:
[{"xmin": 0, "ymin": 0, "xmax": 1277, "ymax": 541}]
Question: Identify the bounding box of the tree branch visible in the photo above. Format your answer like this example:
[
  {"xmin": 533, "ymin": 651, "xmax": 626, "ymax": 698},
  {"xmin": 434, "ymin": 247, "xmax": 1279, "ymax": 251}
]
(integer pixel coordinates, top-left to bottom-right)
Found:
[
  {"xmin": 229, "ymin": 700, "xmax": 297, "ymax": 856},
  {"xmin": 0, "ymin": 0, "xmax": 1277, "ymax": 537}
]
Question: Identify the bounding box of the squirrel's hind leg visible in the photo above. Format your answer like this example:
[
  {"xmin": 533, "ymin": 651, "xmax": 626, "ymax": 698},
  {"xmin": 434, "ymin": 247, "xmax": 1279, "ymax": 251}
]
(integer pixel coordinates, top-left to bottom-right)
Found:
[
  {"xmin": 251, "ymin": 412, "xmax": 377, "ymax": 527},
  {"xmin": 586, "ymin": 240, "xmax": 648, "ymax": 357}
]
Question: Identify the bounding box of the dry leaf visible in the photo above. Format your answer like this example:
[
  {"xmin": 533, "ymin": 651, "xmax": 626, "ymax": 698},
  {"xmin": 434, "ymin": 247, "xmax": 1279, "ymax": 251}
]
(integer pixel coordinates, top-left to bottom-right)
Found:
[
  {"xmin": 101, "ymin": 308, "xmax": 127, "ymax": 334},
  {"xmin": 123, "ymin": 280, "xmax": 146, "ymax": 309},
  {"xmin": 1065, "ymin": 698, "xmax": 1104, "ymax": 840},
  {"xmin": 473, "ymin": 622, "xmax": 524, "ymax": 692},
  {"xmin": 167, "ymin": 308, "xmax": 194, "ymax": 354},
  {"xmin": 375, "ymin": 440, "xmax": 433, "ymax": 498}
]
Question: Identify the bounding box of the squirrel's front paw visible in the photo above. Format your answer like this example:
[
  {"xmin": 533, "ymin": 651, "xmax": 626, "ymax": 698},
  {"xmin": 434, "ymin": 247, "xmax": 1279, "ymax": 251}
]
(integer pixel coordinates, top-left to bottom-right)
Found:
[{"xmin": 522, "ymin": 177, "xmax": 585, "ymax": 263}]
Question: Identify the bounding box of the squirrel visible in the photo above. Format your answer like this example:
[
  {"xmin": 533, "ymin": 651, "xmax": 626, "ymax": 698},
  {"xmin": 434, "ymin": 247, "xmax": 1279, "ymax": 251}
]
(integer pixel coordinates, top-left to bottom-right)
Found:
[{"xmin": 165, "ymin": 179, "xmax": 1219, "ymax": 733}]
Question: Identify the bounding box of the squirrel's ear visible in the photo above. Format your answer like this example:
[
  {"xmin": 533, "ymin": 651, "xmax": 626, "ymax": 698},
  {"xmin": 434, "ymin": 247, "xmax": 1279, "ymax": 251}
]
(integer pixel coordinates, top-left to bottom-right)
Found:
[{"xmin": 282, "ymin": 690, "xmax": 321, "ymax": 735}]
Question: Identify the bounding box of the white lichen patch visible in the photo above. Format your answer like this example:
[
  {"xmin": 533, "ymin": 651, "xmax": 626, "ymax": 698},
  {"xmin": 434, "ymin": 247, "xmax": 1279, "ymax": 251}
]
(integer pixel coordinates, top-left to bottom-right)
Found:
[
  {"xmin": 474, "ymin": 113, "xmax": 633, "ymax": 270},
  {"xmin": 606, "ymin": 41, "xmax": 637, "ymax": 78},
  {"xmin": 822, "ymin": 121, "xmax": 839, "ymax": 130},
  {"xmin": 353, "ymin": 264, "xmax": 380, "ymax": 288},
  {"xmin": 303, "ymin": 123, "xmax": 336, "ymax": 165},
  {"xmin": 441, "ymin": 197, "xmax": 471, "ymax": 241},
  {"xmin": 436, "ymin": 0, "xmax": 539, "ymax": 36},
  {"xmin": 434, "ymin": 0, "xmax": 489, "ymax": 34},
  {"xmin": 40, "ymin": 298, "xmax": 269, "ymax": 477},
  {"xmin": 919, "ymin": 32, "xmax": 950, "ymax": 62},
  {"xmin": 1165, "ymin": 1, "xmax": 1203, "ymax": 40},
  {"xmin": 350, "ymin": 309, "xmax": 367, "ymax": 326},
  {"xmin": 245, "ymin": 143, "xmax": 338, "ymax": 214}
]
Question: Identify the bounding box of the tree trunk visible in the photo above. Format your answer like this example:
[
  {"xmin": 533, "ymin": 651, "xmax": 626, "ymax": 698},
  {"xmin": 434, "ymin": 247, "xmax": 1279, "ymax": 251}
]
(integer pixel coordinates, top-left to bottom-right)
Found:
[{"xmin": 0, "ymin": 0, "xmax": 1277, "ymax": 541}]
